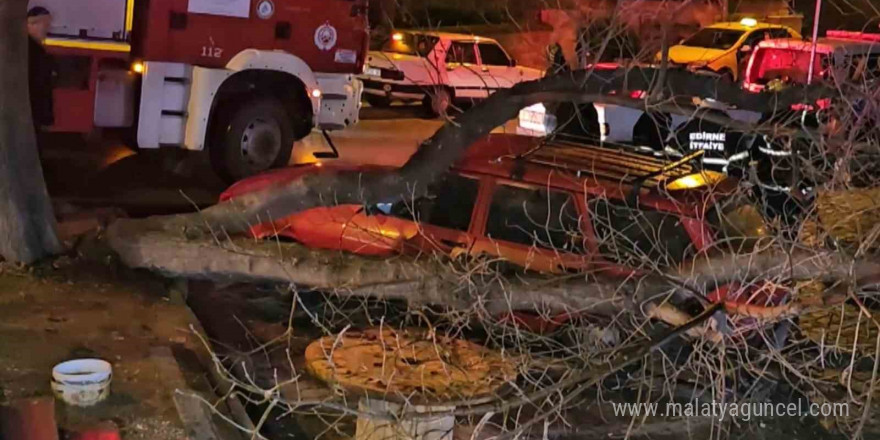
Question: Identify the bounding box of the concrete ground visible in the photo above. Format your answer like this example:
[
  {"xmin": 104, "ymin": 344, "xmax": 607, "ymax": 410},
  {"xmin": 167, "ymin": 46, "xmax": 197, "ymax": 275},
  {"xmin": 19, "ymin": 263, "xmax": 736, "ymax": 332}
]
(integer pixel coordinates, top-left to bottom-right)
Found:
[{"xmin": 0, "ymin": 241, "xmax": 211, "ymax": 439}]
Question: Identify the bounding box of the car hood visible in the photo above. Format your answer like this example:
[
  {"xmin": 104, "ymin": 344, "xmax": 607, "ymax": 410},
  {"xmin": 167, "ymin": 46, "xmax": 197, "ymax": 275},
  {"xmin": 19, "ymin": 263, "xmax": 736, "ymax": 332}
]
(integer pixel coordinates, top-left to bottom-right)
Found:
[
  {"xmin": 518, "ymin": 65, "xmax": 545, "ymax": 81},
  {"xmin": 220, "ymin": 161, "xmax": 395, "ymax": 202},
  {"xmin": 667, "ymin": 45, "xmax": 727, "ymax": 65},
  {"xmin": 365, "ymin": 51, "xmax": 422, "ymax": 70}
]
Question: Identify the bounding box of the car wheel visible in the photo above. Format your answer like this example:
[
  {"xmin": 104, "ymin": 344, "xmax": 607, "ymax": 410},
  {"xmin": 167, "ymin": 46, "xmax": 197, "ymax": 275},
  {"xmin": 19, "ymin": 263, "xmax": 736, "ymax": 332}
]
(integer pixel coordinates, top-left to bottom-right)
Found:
[
  {"xmin": 210, "ymin": 97, "xmax": 294, "ymax": 183},
  {"xmin": 423, "ymin": 88, "xmax": 452, "ymax": 118},
  {"xmin": 364, "ymin": 94, "xmax": 392, "ymax": 108}
]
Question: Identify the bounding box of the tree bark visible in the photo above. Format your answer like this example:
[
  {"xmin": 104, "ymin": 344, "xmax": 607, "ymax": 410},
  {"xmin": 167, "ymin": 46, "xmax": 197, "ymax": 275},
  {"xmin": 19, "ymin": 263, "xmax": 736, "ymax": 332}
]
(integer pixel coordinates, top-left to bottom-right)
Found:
[{"xmin": 0, "ymin": 0, "xmax": 61, "ymax": 263}]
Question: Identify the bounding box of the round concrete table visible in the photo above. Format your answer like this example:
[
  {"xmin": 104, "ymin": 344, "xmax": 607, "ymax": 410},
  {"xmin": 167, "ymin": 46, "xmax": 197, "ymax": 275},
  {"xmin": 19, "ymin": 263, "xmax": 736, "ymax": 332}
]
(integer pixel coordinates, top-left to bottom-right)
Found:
[{"xmin": 305, "ymin": 327, "xmax": 517, "ymax": 440}]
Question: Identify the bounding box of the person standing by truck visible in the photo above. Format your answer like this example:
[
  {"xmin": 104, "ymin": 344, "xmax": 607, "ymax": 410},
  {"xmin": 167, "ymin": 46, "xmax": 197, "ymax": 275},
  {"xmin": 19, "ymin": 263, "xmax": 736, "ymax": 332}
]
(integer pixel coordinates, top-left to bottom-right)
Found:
[{"xmin": 26, "ymin": 6, "xmax": 55, "ymax": 131}]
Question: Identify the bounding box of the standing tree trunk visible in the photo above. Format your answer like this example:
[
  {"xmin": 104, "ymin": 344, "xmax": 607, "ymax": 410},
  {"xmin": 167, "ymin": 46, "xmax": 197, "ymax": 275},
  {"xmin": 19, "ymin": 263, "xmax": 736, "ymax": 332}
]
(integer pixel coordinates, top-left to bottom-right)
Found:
[{"xmin": 0, "ymin": 0, "xmax": 61, "ymax": 263}]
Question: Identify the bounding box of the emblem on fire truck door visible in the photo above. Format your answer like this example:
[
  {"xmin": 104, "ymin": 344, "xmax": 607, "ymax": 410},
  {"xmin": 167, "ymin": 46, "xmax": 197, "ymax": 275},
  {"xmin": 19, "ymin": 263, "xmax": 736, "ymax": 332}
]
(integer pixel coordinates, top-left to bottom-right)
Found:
[
  {"xmin": 314, "ymin": 22, "xmax": 337, "ymax": 51},
  {"xmin": 256, "ymin": 0, "xmax": 274, "ymax": 19}
]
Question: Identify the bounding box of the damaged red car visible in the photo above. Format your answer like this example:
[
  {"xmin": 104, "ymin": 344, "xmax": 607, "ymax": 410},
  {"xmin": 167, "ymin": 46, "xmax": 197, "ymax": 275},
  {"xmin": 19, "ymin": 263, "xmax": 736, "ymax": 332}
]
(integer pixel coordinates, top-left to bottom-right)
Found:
[{"xmin": 221, "ymin": 134, "xmax": 767, "ymax": 276}]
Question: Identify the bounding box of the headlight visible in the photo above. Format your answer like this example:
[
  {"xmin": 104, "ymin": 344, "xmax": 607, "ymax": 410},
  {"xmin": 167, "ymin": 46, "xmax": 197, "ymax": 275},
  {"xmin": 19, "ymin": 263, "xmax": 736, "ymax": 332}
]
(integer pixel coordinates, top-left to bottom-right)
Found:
[
  {"xmin": 713, "ymin": 203, "xmax": 768, "ymax": 240},
  {"xmin": 665, "ymin": 170, "xmax": 727, "ymax": 190}
]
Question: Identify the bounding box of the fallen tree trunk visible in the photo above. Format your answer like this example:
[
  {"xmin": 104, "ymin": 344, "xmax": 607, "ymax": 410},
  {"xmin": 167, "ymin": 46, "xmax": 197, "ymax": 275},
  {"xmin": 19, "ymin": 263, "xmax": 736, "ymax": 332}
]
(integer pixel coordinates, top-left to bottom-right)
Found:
[
  {"xmin": 678, "ymin": 246, "xmax": 880, "ymax": 288},
  {"xmin": 108, "ymin": 219, "xmax": 880, "ymax": 317},
  {"xmin": 107, "ymin": 220, "xmax": 457, "ymax": 292}
]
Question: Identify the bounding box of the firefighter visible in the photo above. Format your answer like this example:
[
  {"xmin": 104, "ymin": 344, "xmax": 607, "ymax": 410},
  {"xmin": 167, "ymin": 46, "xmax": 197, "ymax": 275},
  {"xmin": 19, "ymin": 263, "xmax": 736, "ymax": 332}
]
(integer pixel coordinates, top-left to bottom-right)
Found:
[
  {"xmin": 546, "ymin": 43, "xmax": 569, "ymax": 76},
  {"xmin": 670, "ymin": 101, "xmax": 810, "ymax": 238},
  {"xmin": 669, "ymin": 103, "xmax": 751, "ymax": 176},
  {"xmin": 27, "ymin": 6, "xmax": 55, "ymax": 130}
]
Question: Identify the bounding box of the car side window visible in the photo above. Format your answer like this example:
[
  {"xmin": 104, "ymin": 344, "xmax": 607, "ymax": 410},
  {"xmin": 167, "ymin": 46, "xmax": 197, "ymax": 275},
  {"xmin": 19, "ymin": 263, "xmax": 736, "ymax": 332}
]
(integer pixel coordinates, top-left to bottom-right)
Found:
[
  {"xmin": 742, "ymin": 31, "xmax": 766, "ymax": 50},
  {"xmin": 589, "ymin": 198, "xmax": 693, "ymax": 267},
  {"xmin": 485, "ymin": 184, "xmax": 585, "ymax": 253},
  {"xmin": 446, "ymin": 42, "xmax": 478, "ymax": 65},
  {"xmin": 378, "ymin": 173, "xmax": 479, "ymax": 232},
  {"xmin": 770, "ymin": 29, "xmax": 792, "ymax": 39},
  {"xmin": 478, "ymin": 43, "xmax": 511, "ymax": 66}
]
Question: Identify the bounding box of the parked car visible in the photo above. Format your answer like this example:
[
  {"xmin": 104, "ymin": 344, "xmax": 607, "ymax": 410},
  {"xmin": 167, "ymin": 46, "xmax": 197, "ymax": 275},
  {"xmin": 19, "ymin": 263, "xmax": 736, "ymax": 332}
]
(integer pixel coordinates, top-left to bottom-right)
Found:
[
  {"xmin": 221, "ymin": 134, "xmax": 770, "ymax": 273},
  {"xmin": 359, "ymin": 30, "xmax": 544, "ymax": 115},
  {"xmin": 665, "ymin": 18, "xmax": 802, "ymax": 81}
]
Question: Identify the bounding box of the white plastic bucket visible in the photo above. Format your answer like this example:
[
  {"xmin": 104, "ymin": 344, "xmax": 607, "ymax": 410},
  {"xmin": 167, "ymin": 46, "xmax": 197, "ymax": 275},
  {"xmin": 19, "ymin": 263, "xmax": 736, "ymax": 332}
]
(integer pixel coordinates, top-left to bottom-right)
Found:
[{"xmin": 51, "ymin": 359, "xmax": 112, "ymax": 407}]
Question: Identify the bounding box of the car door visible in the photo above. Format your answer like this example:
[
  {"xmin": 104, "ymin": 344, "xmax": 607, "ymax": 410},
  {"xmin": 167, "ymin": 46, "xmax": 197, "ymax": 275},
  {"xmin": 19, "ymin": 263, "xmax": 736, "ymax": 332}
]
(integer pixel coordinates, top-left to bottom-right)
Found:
[
  {"xmin": 444, "ymin": 41, "xmax": 489, "ymax": 98},
  {"xmin": 470, "ymin": 181, "xmax": 590, "ymax": 273},
  {"xmin": 475, "ymin": 42, "xmax": 519, "ymax": 92}
]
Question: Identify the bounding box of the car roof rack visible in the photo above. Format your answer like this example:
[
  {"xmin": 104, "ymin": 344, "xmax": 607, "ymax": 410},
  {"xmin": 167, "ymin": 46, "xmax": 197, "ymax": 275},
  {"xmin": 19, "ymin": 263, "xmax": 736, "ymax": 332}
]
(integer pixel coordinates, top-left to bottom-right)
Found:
[{"xmin": 521, "ymin": 139, "xmax": 698, "ymax": 188}]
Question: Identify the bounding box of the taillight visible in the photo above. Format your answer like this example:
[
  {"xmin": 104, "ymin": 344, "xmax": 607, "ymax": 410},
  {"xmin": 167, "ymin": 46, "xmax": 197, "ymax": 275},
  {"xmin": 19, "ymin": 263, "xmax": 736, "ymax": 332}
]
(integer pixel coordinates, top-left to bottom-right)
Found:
[
  {"xmin": 630, "ymin": 90, "xmax": 646, "ymax": 99},
  {"xmin": 790, "ymin": 98, "xmax": 831, "ymax": 112}
]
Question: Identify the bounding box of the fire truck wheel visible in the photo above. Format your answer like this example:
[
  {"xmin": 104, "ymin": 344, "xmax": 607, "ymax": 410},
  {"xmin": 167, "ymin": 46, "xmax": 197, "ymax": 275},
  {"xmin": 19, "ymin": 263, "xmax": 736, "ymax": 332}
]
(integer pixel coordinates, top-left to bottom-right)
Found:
[
  {"xmin": 364, "ymin": 94, "xmax": 392, "ymax": 108},
  {"xmin": 423, "ymin": 88, "xmax": 452, "ymax": 118},
  {"xmin": 211, "ymin": 98, "xmax": 294, "ymax": 182}
]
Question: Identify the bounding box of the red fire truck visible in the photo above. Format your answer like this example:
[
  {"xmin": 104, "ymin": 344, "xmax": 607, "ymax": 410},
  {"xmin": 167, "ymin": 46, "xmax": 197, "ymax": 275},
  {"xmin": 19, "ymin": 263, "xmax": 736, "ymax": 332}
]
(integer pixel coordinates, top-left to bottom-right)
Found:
[{"xmin": 29, "ymin": 0, "xmax": 367, "ymax": 181}]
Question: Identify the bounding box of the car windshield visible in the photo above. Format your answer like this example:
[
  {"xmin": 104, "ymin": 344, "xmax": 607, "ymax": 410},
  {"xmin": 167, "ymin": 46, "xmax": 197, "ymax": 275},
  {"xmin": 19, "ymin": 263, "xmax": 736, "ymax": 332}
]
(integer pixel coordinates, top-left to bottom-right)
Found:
[
  {"xmin": 682, "ymin": 28, "xmax": 744, "ymax": 50},
  {"xmin": 375, "ymin": 32, "xmax": 439, "ymax": 57},
  {"xmin": 748, "ymin": 47, "xmax": 825, "ymax": 85}
]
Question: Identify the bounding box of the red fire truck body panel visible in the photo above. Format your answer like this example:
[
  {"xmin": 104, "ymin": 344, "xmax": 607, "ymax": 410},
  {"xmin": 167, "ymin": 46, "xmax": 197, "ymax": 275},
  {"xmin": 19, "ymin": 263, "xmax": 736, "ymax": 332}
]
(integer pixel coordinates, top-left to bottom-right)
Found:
[
  {"xmin": 45, "ymin": 46, "xmax": 131, "ymax": 133},
  {"xmin": 135, "ymin": 0, "xmax": 368, "ymax": 73}
]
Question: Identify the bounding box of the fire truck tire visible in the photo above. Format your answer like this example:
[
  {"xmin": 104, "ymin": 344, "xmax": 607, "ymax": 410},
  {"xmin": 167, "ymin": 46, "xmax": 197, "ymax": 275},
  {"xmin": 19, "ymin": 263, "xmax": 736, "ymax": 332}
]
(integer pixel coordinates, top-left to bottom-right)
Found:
[
  {"xmin": 210, "ymin": 98, "xmax": 294, "ymax": 182},
  {"xmin": 423, "ymin": 88, "xmax": 452, "ymax": 118}
]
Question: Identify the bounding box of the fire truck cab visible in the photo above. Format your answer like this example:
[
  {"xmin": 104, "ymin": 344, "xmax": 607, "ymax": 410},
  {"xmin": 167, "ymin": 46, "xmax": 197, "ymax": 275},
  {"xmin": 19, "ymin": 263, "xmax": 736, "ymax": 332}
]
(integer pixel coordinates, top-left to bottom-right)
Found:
[{"xmin": 29, "ymin": 0, "xmax": 367, "ymax": 181}]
